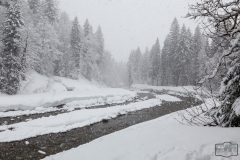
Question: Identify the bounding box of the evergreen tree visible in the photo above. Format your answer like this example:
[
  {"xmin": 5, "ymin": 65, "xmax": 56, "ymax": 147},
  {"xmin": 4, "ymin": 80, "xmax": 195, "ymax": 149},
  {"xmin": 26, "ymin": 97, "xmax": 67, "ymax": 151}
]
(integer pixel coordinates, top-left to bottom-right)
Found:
[
  {"xmin": 82, "ymin": 19, "xmax": 94, "ymax": 80},
  {"xmin": 149, "ymin": 39, "xmax": 161, "ymax": 85},
  {"xmin": 0, "ymin": 3, "xmax": 24, "ymax": 94},
  {"xmin": 70, "ymin": 16, "xmax": 82, "ymax": 75},
  {"xmin": 174, "ymin": 25, "xmax": 190, "ymax": 86},
  {"xmin": 168, "ymin": 18, "xmax": 180, "ymax": 85},
  {"xmin": 161, "ymin": 35, "xmax": 170, "ymax": 86},
  {"xmin": 83, "ymin": 19, "xmax": 90, "ymax": 38},
  {"xmin": 55, "ymin": 12, "xmax": 72, "ymax": 77},
  {"xmin": 191, "ymin": 26, "xmax": 202, "ymax": 84},
  {"xmin": 187, "ymin": 0, "xmax": 240, "ymax": 127},
  {"xmin": 43, "ymin": 0, "xmax": 58, "ymax": 24},
  {"xmin": 27, "ymin": 0, "xmax": 40, "ymax": 14},
  {"xmin": 36, "ymin": 16, "xmax": 60, "ymax": 75},
  {"xmin": 217, "ymin": 57, "xmax": 240, "ymax": 127},
  {"xmin": 94, "ymin": 25, "xmax": 104, "ymax": 67},
  {"xmin": 133, "ymin": 47, "xmax": 142, "ymax": 82},
  {"xmin": 198, "ymin": 36, "xmax": 209, "ymax": 81},
  {"xmin": 139, "ymin": 47, "xmax": 149, "ymax": 83},
  {"xmin": 186, "ymin": 27, "xmax": 194, "ymax": 83},
  {"xmin": 127, "ymin": 51, "xmax": 134, "ymax": 87}
]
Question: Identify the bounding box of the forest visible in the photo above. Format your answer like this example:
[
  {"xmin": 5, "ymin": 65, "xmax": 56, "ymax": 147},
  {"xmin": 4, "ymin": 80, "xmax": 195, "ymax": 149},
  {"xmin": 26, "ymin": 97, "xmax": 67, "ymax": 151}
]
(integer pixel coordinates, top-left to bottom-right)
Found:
[
  {"xmin": 127, "ymin": 18, "xmax": 224, "ymax": 90},
  {"xmin": 0, "ymin": 0, "xmax": 240, "ymax": 127},
  {"xmin": 0, "ymin": 0, "xmax": 239, "ymax": 159},
  {"xmin": 0, "ymin": 0, "xmax": 128, "ymax": 95}
]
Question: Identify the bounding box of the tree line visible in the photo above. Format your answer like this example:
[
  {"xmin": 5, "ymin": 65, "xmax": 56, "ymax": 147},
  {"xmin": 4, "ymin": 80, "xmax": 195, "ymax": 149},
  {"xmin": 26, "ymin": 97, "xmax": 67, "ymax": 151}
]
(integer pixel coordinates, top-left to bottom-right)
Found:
[
  {"xmin": 0, "ymin": 0, "xmax": 127, "ymax": 95},
  {"xmin": 127, "ymin": 18, "xmax": 224, "ymax": 89}
]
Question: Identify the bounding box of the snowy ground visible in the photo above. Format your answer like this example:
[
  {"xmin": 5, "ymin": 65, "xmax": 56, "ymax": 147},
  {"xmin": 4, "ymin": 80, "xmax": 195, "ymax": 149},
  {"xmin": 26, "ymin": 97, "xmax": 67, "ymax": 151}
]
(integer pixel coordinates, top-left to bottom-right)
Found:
[
  {"xmin": 155, "ymin": 94, "xmax": 182, "ymax": 102},
  {"xmin": 44, "ymin": 100, "xmax": 240, "ymax": 160},
  {"xmin": 132, "ymin": 84, "xmax": 197, "ymax": 93},
  {"xmin": 1, "ymin": 76, "xmax": 239, "ymax": 160},
  {"xmin": 0, "ymin": 70, "xmax": 136, "ymax": 112},
  {"xmin": 0, "ymin": 99, "xmax": 161, "ymax": 142},
  {"xmin": 132, "ymin": 84, "xmax": 208, "ymax": 98}
]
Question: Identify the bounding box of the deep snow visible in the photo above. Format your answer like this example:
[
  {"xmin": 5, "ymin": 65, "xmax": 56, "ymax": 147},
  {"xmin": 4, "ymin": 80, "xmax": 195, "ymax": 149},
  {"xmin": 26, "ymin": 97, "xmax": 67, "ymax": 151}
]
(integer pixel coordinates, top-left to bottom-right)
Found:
[
  {"xmin": 155, "ymin": 94, "xmax": 182, "ymax": 102},
  {"xmin": 43, "ymin": 100, "xmax": 240, "ymax": 160},
  {"xmin": 0, "ymin": 70, "xmax": 136, "ymax": 112},
  {"xmin": 0, "ymin": 99, "xmax": 161, "ymax": 142}
]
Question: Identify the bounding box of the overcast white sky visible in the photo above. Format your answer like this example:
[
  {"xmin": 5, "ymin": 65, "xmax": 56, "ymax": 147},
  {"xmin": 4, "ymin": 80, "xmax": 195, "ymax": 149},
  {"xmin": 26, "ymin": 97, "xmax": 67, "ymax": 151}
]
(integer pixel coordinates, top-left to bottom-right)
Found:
[{"xmin": 59, "ymin": 0, "xmax": 198, "ymax": 62}]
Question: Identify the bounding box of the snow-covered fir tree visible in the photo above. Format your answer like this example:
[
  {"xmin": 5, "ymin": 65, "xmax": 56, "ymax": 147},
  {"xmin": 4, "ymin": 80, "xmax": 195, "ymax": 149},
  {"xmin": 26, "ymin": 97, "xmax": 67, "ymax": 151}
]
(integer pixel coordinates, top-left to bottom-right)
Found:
[
  {"xmin": 188, "ymin": 0, "xmax": 240, "ymax": 126},
  {"xmin": 43, "ymin": 0, "xmax": 58, "ymax": 24},
  {"xmin": 70, "ymin": 16, "xmax": 82, "ymax": 77},
  {"xmin": 27, "ymin": 0, "xmax": 40, "ymax": 14},
  {"xmin": 127, "ymin": 52, "xmax": 134, "ymax": 87},
  {"xmin": 160, "ymin": 35, "xmax": 170, "ymax": 86},
  {"xmin": 82, "ymin": 19, "xmax": 95, "ymax": 80},
  {"xmin": 191, "ymin": 26, "xmax": 202, "ymax": 85},
  {"xmin": 149, "ymin": 39, "xmax": 161, "ymax": 85},
  {"xmin": 0, "ymin": 2, "xmax": 24, "ymax": 95},
  {"xmin": 174, "ymin": 24, "xmax": 190, "ymax": 86},
  {"xmin": 168, "ymin": 18, "xmax": 180, "ymax": 85},
  {"xmin": 94, "ymin": 25, "xmax": 104, "ymax": 67}
]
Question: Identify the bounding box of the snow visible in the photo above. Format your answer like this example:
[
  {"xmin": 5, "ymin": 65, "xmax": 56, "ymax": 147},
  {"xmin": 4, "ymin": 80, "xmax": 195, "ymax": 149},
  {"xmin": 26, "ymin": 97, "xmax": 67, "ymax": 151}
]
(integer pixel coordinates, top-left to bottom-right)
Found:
[
  {"xmin": 0, "ymin": 95, "xmax": 134, "ymax": 118},
  {"xmin": 0, "ymin": 70, "xmax": 136, "ymax": 112},
  {"xmin": 0, "ymin": 99, "xmax": 161, "ymax": 142},
  {"xmin": 44, "ymin": 102, "xmax": 240, "ymax": 160},
  {"xmin": 132, "ymin": 84, "xmax": 208, "ymax": 100},
  {"xmin": 132, "ymin": 84, "xmax": 198, "ymax": 94},
  {"xmin": 155, "ymin": 94, "xmax": 182, "ymax": 102}
]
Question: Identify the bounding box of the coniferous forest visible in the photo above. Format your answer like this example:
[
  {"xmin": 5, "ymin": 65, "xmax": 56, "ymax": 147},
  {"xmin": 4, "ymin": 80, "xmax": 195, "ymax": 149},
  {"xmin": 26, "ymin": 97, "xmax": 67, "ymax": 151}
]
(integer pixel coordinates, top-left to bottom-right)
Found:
[
  {"xmin": 0, "ymin": 0, "xmax": 127, "ymax": 95},
  {"xmin": 0, "ymin": 1, "xmax": 240, "ymax": 159},
  {"xmin": 0, "ymin": 0, "xmax": 228, "ymax": 95},
  {"xmin": 127, "ymin": 18, "xmax": 224, "ymax": 90}
]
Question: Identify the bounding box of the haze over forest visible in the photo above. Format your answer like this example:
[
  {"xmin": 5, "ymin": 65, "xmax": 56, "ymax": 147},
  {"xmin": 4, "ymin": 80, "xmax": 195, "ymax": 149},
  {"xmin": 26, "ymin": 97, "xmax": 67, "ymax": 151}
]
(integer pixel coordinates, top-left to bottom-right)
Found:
[{"xmin": 59, "ymin": 0, "xmax": 197, "ymax": 62}]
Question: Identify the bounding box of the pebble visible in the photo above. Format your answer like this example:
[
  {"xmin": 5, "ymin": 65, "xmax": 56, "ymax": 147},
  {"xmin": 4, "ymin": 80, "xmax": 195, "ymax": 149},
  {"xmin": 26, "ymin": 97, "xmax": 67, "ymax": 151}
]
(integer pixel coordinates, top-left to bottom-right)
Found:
[{"xmin": 25, "ymin": 141, "xmax": 29, "ymax": 145}]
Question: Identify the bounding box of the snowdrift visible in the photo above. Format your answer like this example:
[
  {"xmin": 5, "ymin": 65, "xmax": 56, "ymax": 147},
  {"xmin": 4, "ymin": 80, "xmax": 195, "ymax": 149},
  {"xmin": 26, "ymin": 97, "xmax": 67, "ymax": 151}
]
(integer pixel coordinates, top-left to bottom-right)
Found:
[{"xmin": 0, "ymin": 70, "xmax": 136, "ymax": 112}]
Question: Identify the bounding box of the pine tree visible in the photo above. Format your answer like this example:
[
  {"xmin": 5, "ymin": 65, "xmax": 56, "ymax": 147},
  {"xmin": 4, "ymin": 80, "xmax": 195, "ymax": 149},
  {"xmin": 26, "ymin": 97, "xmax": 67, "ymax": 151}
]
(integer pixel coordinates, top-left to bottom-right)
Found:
[
  {"xmin": 187, "ymin": 0, "xmax": 240, "ymax": 127},
  {"xmin": 43, "ymin": 0, "xmax": 58, "ymax": 24},
  {"xmin": 138, "ymin": 47, "xmax": 149, "ymax": 83},
  {"xmin": 0, "ymin": 3, "xmax": 24, "ymax": 94},
  {"xmin": 55, "ymin": 12, "xmax": 72, "ymax": 77},
  {"xmin": 94, "ymin": 25, "xmax": 104, "ymax": 67},
  {"xmin": 83, "ymin": 19, "xmax": 90, "ymax": 38},
  {"xmin": 133, "ymin": 47, "xmax": 142, "ymax": 82},
  {"xmin": 174, "ymin": 25, "xmax": 190, "ymax": 86},
  {"xmin": 70, "ymin": 16, "xmax": 82, "ymax": 75},
  {"xmin": 161, "ymin": 35, "xmax": 170, "ymax": 86},
  {"xmin": 82, "ymin": 19, "xmax": 94, "ymax": 80},
  {"xmin": 186, "ymin": 27, "xmax": 194, "ymax": 83},
  {"xmin": 168, "ymin": 18, "xmax": 180, "ymax": 85},
  {"xmin": 34, "ymin": 16, "xmax": 60, "ymax": 76},
  {"xmin": 149, "ymin": 39, "xmax": 161, "ymax": 85},
  {"xmin": 191, "ymin": 26, "xmax": 202, "ymax": 85},
  {"xmin": 27, "ymin": 0, "xmax": 40, "ymax": 14},
  {"xmin": 216, "ymin": 57, "xmax": 240, "ymax": 127},
  {"xmin": 198, "ymin": 36, "xmax": 210, "ymax": 81},
  {"xmin": 127, "ymin": 51, "xmax": 134, "ymax": 87}
]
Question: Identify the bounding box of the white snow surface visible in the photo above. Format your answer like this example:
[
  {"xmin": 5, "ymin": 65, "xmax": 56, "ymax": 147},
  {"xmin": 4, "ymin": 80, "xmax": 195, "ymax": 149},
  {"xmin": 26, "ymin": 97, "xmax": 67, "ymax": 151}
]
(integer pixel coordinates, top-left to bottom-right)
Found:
[
  {"xmin": 155, "ymin": 94, "xmax": 182, "ymax": 102},
  {"xmin": 0, "ymin": 70, "xmax": 136, "ymax": 112},
  {"xmin": 132, "ymin": 84, "xmax": 197, "ymax": 93},
  {"xmin": 0, "ymin": 99, "xmax": 161, "ymax": 142},
  {"xmin": 132, "ymin": 84, "xmax": 209, "ymax": 98},
  {"xmin": 0, "ymin": 95, "xmax": 134, "ymax": 118},
  {"xmin": 44, "ymin": 101, "xmax": 240, "ymax": 160}
]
